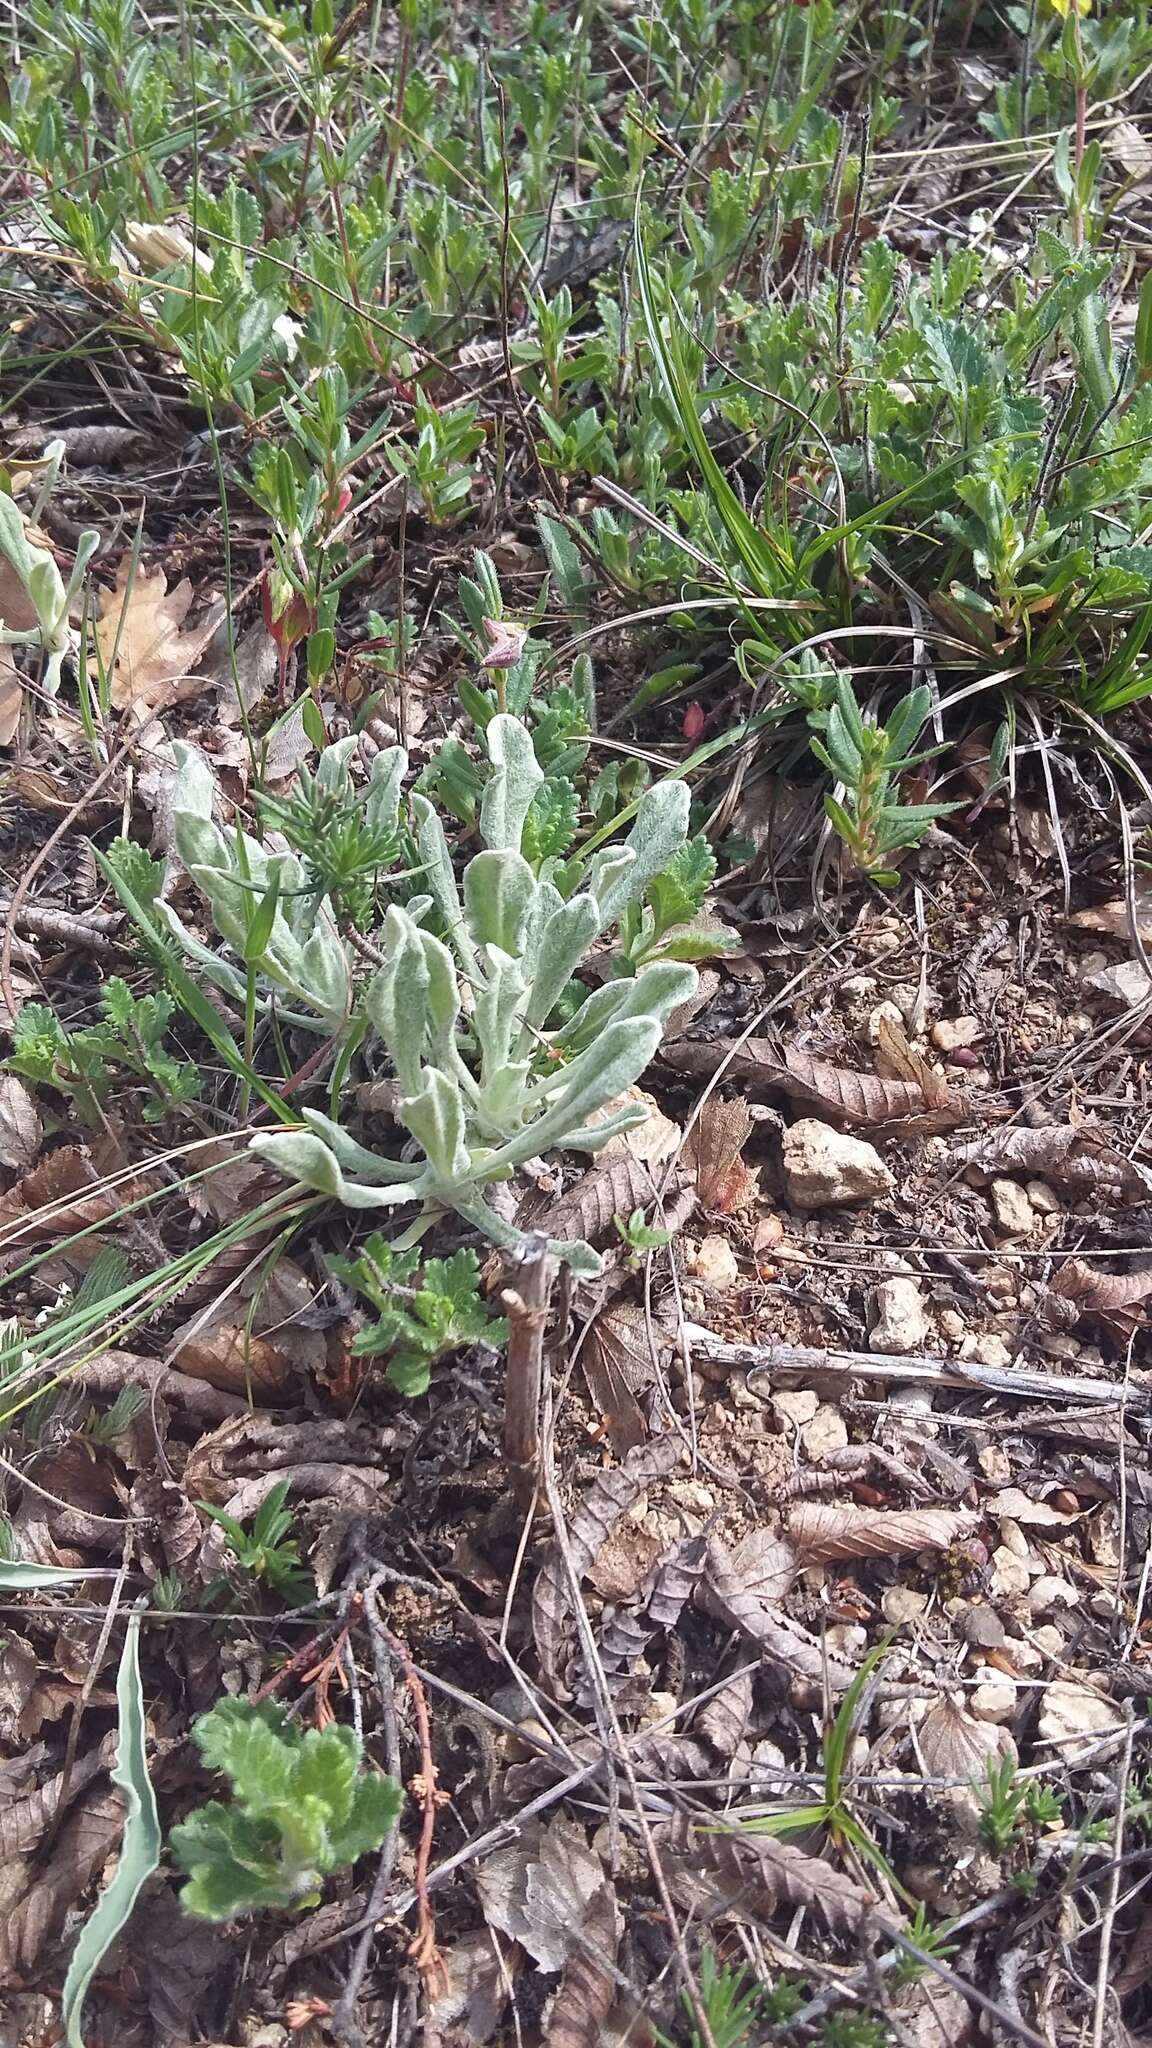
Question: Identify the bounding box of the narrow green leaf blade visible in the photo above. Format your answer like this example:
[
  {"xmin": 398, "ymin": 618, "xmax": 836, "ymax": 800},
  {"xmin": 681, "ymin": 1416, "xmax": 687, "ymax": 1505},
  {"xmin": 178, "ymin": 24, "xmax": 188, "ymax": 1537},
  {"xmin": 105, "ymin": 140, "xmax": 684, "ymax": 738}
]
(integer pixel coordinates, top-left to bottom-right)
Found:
[{"xmin": 62, "ymin": 1609, "xmax": 161, "ymax": 2047}]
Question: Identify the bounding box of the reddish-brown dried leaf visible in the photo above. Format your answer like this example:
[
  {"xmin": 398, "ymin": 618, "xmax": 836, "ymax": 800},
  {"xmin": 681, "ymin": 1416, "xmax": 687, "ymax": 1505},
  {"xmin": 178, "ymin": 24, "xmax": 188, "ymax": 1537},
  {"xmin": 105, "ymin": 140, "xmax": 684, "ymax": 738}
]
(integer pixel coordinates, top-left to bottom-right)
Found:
[
  {"xmin": 536, "ymin": 1153, "xmax": 653, "ymax": 1248},
  {"xmin": 952, "ymin": 1127, "xmax": 1152, "ymax": 1201},
  {"xmin": 664, "ymin": 1039, "xmax": 968, "ymax": 1134},
  {"xmin": 696, "ymin": 1669, "xmax": 754, "ymax": 1760},
  {"xmin": 787, "ymin": 1504, "xmax": 981, "ymax": 1563},
  {"xmin": 544, "ymin": 1883, "xmax": 620, "ymax": 2048},
  {"xmin": 663, "ymin": 1817, "xmax": 899, "ymax": 1935},
  {"xmin": 0, "ymin": 1141, "xmax": 153, "ymax": 1246},
  {"xmin": 1048, "ymin": 1259, "xmax": 1152, "ymax": 1342},
  {"xmin": 532, "ymin": 1436, "xmax": 681, "ymax": 1689},
  {"xmin": 577, "ymin": 1305, "xmax": 656, "ymax": 1456},
  {"xmin": 917, "ymin": 1696, "xmax": 1015, "ymax": 1779},
  {"xmin": 682, "ymin": 1096, "xmax": 760, "ymax": 1213}
]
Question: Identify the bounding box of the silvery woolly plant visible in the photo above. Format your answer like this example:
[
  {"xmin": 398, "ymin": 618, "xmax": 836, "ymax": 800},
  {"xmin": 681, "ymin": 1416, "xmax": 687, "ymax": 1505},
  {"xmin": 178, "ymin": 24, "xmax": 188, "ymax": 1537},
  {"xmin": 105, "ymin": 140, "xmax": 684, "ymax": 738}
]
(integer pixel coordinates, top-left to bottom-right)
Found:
[
  {"xmin": 250, "ymin": 715, "xmax": 698, "ymax": 1275},
  {"xmin": 158, "ymin": 735, "xmax": 407, "ymax": 1034}
]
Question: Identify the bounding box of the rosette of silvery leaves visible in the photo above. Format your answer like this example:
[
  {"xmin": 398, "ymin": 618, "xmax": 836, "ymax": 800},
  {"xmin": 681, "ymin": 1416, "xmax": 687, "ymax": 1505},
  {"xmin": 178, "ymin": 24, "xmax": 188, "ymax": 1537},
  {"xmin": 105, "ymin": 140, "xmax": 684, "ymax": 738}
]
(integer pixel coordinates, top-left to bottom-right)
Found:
[
  {"xmin": 250, "ymin": 715, "xmax": 697, "ymax": 1274},
  {"xmin": 159, "ymin": 736, "xmax": 408, "ymax": 1034}
]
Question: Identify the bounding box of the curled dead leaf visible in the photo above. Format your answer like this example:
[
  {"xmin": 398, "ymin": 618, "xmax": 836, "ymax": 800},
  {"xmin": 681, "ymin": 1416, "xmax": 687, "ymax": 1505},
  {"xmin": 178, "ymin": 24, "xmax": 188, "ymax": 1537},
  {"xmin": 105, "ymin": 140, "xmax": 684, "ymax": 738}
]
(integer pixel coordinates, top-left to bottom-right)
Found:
[
  {"xmin": 662, "ymin": 1816, "xmax": 901, "ymax": 1934},
  {"xmin": 544, "ymin": 1881, "xmax": 620, "ymax": 2047},
  {"xmin": 787, "ymin": 1504, "xmax": 982, "ymax": 1564},
  {"xmin": 536, "ymin": 1153, "xmax": 653, "ymax": 1252},
  {"xmin": 94, "ymin": 560, "xmax": 219, "ymax": 714},
  {"xmin": 664, "ymin": 1037, "xmax": 969, "ymax": 1135},
  {"xmin": 917, "ymin": 1695, "xmax": 1016, "ymax": 1781},
  {"xmin": 474, "ymin": 1816, "xmax": 605, "ymax": 1973},
  {"xmin": 0, "ymin": 1076, "xmax": 42, "ymax": 1172},
  {"xmin": 578, "ymin": 1304, "xmax": 662, "ymax": 1455},
  {"xmin": 1048, "ymin": 1258, "xmax": 1152, "ymax": 1343},
  {"xmin": 532, "ymin": 1436, "xmax": 682, "ymax": 1690},
  {"xmin": 951, "ymin": 1127, "xmax": 1152, "ymax": 1202},
  {"xmin": 682, "ymin": 1095, "xmax": 760, "ymax": 1213}
]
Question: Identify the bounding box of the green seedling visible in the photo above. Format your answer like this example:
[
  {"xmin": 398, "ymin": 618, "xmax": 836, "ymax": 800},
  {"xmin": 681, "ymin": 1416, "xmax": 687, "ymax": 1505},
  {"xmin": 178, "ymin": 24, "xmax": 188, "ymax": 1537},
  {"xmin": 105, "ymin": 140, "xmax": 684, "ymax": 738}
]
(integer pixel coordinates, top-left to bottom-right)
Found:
[
  {"xmin": 9, "ymin": 980, "xmax": 200, "ymax": 1128},
  {"xmin": 327, "ymin": 1239, "xmax": 505, "ymax": 1396},
  {"xmin": 170, "ymin": 1697, "xmax": 402, "ymax": 1919},
  {"xmin": 614, "ymin": 1207, "xmax": 674, "ymax": 1264},
  {"xmin": 199, "ymin": 1480, "xmax": 314, "ymax": 1607},
  {"xmin": 978, "ymin": 1753, "xmax": 1027, "ymax": 1854}
]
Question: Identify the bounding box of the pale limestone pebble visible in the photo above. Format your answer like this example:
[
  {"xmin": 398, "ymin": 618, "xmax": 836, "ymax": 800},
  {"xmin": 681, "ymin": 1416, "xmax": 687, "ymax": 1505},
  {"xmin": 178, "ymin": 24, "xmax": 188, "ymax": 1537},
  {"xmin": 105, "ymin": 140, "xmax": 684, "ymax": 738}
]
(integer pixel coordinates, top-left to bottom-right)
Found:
[
  {"xmin": 970, "ymin": 1675, "xmax": 1017, "ymax": 1723},
  {"xmin": 1084, "ymin": 959, "xmax": 1152, "ymax": 1009},
  {"xmin": 881, "ymin": 1585, "xmax": 929, "ymax": 1625},
  {"xmin": 997, "ymin": 1518, "xmax": 1032, "ymax": 1560},
  {"xmin": 870, "ymin": 1275, "xmax": 929, "ymax": 1354},
  {"xmin": 1037, "ymin": 1679, "xmax": 1123, "ymax": 1746},
  {"xmin": 1032, "ymin": 1624, "xmax": 1066, "ymax": 1658},
  {"xmin": 1040, "ymin": 1332, "xmax": 1081, "ymax": 1361},
  {"xmin": 781, "ymin": 1118, "xmax": 893, "ymax": 1209},
  {"xmin": 1025, "ymin": 1179, "xmax": 1060, "ymax": 1216},
  {"xmin": 665, "ymin": 1481, "xmax": 715, "ymax": 1515},
  {"xmin": 1064, "ymin": 1010, "xmax": 1095, "ymax": 1040},
  {"xmin": 825, "ymin": 1623, "xmax": 868, "ymax": 1660},
  {"xmin": 771, "ymin": 1387, "xmax": 819, "ymax": 1429},
  {"xmin": 959, "ymin": 1331, "xmax": 1014, "ymax": 1370},
  {"xmin": 990, "ymin": 1546, "xmax": 1032, "ymax": 1598},
  {"xmin": 931, "ymin": 1015, "xmax": 982, "ymax": 1053},
  {"xmin": 867, "ymin": 999, "xmax": 905, "ymax": 1044},
  {"xmin": 838, "ymin": 973, "xmax": 878, "ymax": 1028},
  {"xmin": 984, "ymin": 1264, "xmax": 1018, "ymax": 1302},
  {"xmin": 684, "ymin": 1234, "xmax": 740, "ymax": 1292},
  {"xmin": 938, "ymin": 1308, "xmax": 966, "ymax": 1345},
  {"xmin": 800, "ymin": 1402, "xmax": 849, "ymax": 1459},
  {"xmin": 854, "ymin": 920, "xmax": 904, "ymax": 960},
  {"xmin": 877, "ymin": 1694, "xmax": 934, "ymax": 1731},
  {"xmin": 1003, "ymin": 1635, "xmax": 1043, "ymax": 1674},
  {"xmin": 978, "ymin": 1444, "xmax": 1013, "ymax": 1484},
  {"xmin": 1028, "ymin": 1575, "xmax": 1080, "ymax": 1618},
  {"xmin": 990, "ymin": 1177, "xmax": 1035, "ymax": 1237},
  {"xmin": 639, "ymin": 1690, "xmax": 680, "ymax": 1729}
]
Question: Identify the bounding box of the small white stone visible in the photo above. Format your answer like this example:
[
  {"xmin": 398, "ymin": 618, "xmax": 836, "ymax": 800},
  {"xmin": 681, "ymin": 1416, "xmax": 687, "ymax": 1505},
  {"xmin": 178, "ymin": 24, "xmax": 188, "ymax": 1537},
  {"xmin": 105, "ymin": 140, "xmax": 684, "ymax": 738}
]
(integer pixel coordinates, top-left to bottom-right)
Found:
[
  {"xmin": 1038, "ymin": 1680, "xmax": 1122, "ymax": 1746},
  {"xmin": 1032, "ymin": 1625, "xmax": 1066, "ymax": 1657},
  {"xmin": 971, "ymin": 1676, "xmax": 1017, "ymax": 1724},
  {"xmin": 931, "ymin": 1015, "xmax": 981, "ymax": 1053},
  {"xmin": 960, "ymin": 1332, "xmax": 1014, "ymax": 1369},
  {"xmin": 826, "ymin": 1623, "xmax": 868, "ymax": 1658},
  {"xmin": 800, "ymin": 1402, "xmax": 849, "ymax": 1459},
  {"xmin": 771, "ymin": 1388, "xmax": 819, "ymax": 1428},
  {"xmin": 867, "ymin": 999, "xmax": 905, "ymax": 1044},
  {"xmin": 990, "ymin": 1546, "xmax": 1032, "ymax": 1598},
  {"xmin": 870, "ymin": 1275, "xmax": 929, "ymax": 1354},
  {"xmin": 1041, "ymin": 1332, "xmax": 1082, "ymax": 1361},
  {"xmin": 686, "ymin": 1234, "xmax": 740, "ymax": 1292},
  {"xmin": 882, "ymin": 1586, "xmax": 929, "ymax": 1624},
  {"xmin": 781, "ymin": 1119, "xmax": 893, "ymax": 1209},
  {"xmin": 1028, "ymin": 1575, "xmax": 1080, "ymax": 1617},
  {"xmin": 990, "ymin": 1178, "xmax": 1034, "ymax": 1236},
  {"xmin": 978, "ymin": 1444, "xmax": 1013, "ymax": 1484},
  {"xmin": 938, "ymin": 1308, "xmax": 966, "ymax": 1343},
  {"xmin": 1003, "ymin": 1635, "xmax": 1043, "ymax": 1674},
  {"xmin": 1025, "ymin": 1180, "xmax": 1060, "ymax": 1216},
  {"xmin": 998, "ymin": 1518, "xmax": 1032, "ymax": 1560}
]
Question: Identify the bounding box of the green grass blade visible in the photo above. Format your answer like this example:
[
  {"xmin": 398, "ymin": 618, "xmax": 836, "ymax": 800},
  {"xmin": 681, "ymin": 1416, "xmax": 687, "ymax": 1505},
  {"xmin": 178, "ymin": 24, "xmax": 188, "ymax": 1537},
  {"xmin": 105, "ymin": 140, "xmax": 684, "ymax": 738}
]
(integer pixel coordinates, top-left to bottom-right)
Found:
[
  {"xmin": 0, "ymin": 1560, "xmax": 122, "ymax": 1588},
  {"xmin": 61, "ymin": 1606, "xmax": 161, "ymax": 2047}
]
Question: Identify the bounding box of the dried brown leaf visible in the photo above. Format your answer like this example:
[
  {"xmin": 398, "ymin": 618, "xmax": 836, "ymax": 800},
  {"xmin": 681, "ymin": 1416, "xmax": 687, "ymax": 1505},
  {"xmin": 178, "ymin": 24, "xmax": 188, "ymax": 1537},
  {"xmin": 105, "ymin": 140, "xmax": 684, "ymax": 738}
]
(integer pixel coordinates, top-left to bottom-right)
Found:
[
  {"xmin": 544, "ymin": 1883, "xmax": 620, "ymax": 2048},
  {"xmin": 917, "ymin": 1696, "xmax": 1015, "ymax": 1780},
  {"xmin": 475, "ymin": 1816, "xmax": 605, "ymax": 1973},
  {"xmin": 169, "ymin": 1308, "xmax": 296, "ymax": 1398},
  {"xmin": 664, "ymin": 1038, "xmax": 968, "ymax": 1135},
  {"xmin": 532, "ymin": 1436, "xmax": 681, "ymax": 1689},
  {"xmin": 640, "ymin": 1531, "xmax": 709, "ymax": 1630},
  {"xmin": 873, "ymin": 1013, "xmax": 953, "ymax": 1110},
  {"xmin": 0, "ymin": 1786, "xmax": 125, "ymax": 1980},
  {"xmin": 663, "ymin": 1817, "xmax": 900, "ymax": 1934},
  {"xmin": 423, "ymin": 1929, "xmax": 518, "ymax": 2048},
  {"xmin": 699, "ymin": 1538, "xmax": 858, "ymax": 1696},
  {"xmin": 952, "ymin": 1127, "xmax": 1152, "ymax": 1201},
  {"xmin": 0, "ymin": 1634, "xmax": 37, "ymax": 1747},
  {"xmin": 787, "ymin": 1504, "xmax": 980, "ymax": 1564},
  {"xmin": 1048, "ymin": 1257, "xmax": 1152, "ymax": 1343},
  {"xmin": 0, "ymin": 646, "xmax": 22, "ymax": 747},
  {"xmin": 696, "ymin": 1669, "xmax": 754, "ymax": 1760},
  {"xmin": 129, "ymin": 1888, "xmax": 233, "ymax": 2047},
  {"xmin": 682, "ymin": 1096, "xmax": 760, "ymax": 1213},
  {"xmin": 537, "ymin": 1153, "xmax": 653, "ymax": 1248},
  {"xmin": 0, "ymin": 1076, "xmax": 42, "ymax": 1172},
  {"xmin": 578, "ymin": 1304, "xmax": 660, "ymax": 1455},
  {"xmin": 1068, "ymin": 890, "xmax": 1152, "ymax": 945},
  {"xmin": 94, "ymin": 560, "xmax": 217, "ymax": 714},
  {"xmin": 0, "ymin": 1141, "xmax": 154, "ymax": 1246},
  {"xmin": 0, "ymin": 1737, "xmax": 113, "ymax": 1859}
]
